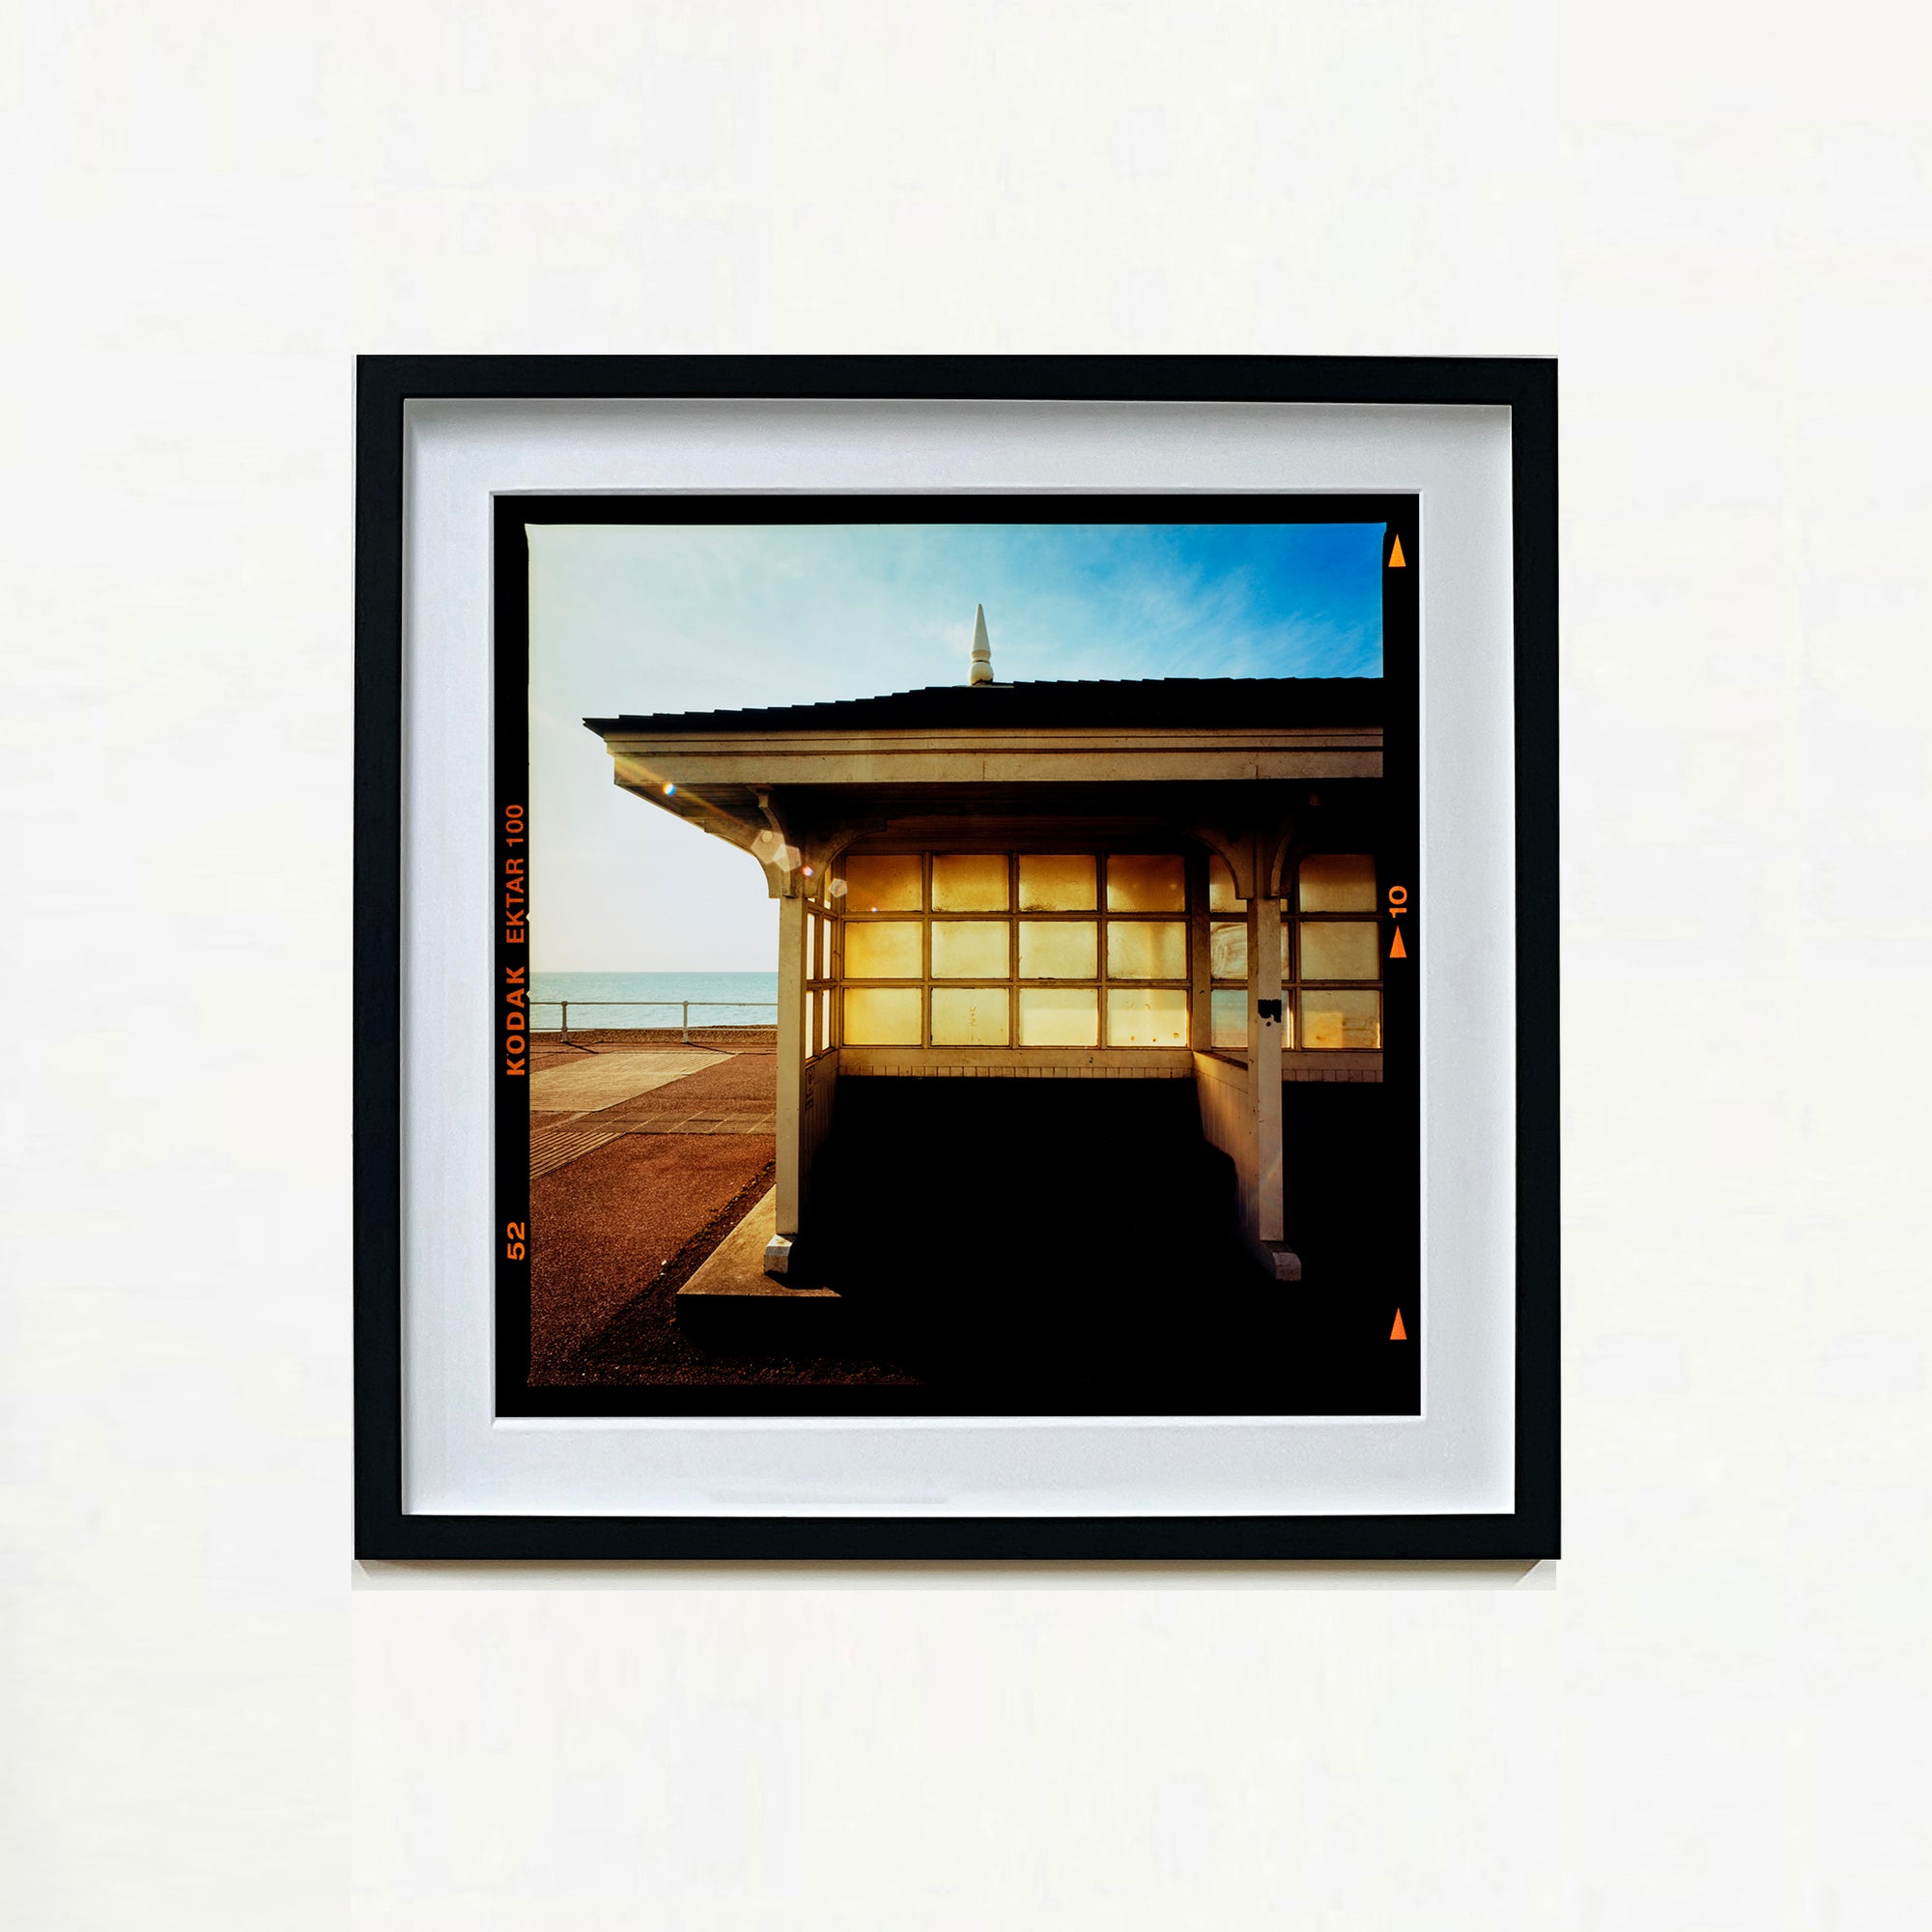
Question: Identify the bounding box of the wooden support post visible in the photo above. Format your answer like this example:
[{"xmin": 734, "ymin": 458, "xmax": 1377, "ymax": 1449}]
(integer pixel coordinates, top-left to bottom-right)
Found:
[
  {"xmin": 1244, "ymin": 837, "xmax": 1298, "ymax": 1278},
  {"xmin": 771, "ymin": 891, "xmax": 807, "ymax": 1265},
  {"xmin": 1187, "ymin": 849, "xmax": 1212, "ymax": 1050},
  {"xmin": 1249, "ymin": 891, "xmax": 1285, "ymax": 1240}
]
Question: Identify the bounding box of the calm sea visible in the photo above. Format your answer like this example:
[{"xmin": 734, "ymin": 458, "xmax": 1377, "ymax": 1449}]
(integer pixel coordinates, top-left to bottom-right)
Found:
[{"xmin": 530, "ymin": 971, "xmax": 779, "ymax": 1032}]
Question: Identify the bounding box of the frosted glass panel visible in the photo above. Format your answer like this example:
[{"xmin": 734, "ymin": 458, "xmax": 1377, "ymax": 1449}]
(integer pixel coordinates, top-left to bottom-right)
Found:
[
  {"xmin": 929, "ymin": 986, "xmax": 1010, "ymax": 1045},
  {"xmin": 1208, "ymin": 921, "xmax": 1247, "ymax": 980},
  {"xmin": 806, "ymin": 990, "xmax": 816, "ymax": 1057},
  {"xmin": 817, "ymin": 989, "xmax": 829, "ymax": 1052},
  {"xmin": 931, "ymin": 921, "xmax": 1009, "ymax": 978},
  {"xmin": 1018, "ymin": 853, "xmax": 1096, "ymax": 911},
  {"xmin": 1106, "ymin": 853, "xmax": 1185, "ymax": 911},
  {"xmin": 1299, "ymin": 988, "xmax": 1380, "ymax": 1049},
  {"xmin": 1018, "ymin": 986, "xmax": 1098, "ymax": 1046},
  {"xmin": 1018, "ymin": 921, "xmax": 1096, "ymax": 979},
  {"xmin": 931, "ymin": 853, "xmax": 1009, "ymax": 911},
  {"xmin": 1107, "ymin": 920, "xmax": 1187, "ymax": 980},
  {"xmin": 1208, "ymin": 854, "xmax": 1240, "ymax": 912},
  {"xmin": 844, "ymin": 986, "xmax": 923, "ymax": 1045},
  {"xmin": 844, "ymin": 922, "xmax": 922, "ymax": 978},
  {"xmin": 1298, "ymin": 853, "xmax": 1376, "ymax": 912},
  {"xmin": 1209, "ymin": 988, "xmax": 1247, "ymax": 1049},
  {"xmin": 1300, "ymin": 921, "xmax": 1379, "ymax": 980},
  {"xmin": 842, "ymin": 854, "xmax": 922, "ymax": 911},
  {"xmin": 1108, "ymin": 986, "xmax": 1189, "ymax": 1047}
]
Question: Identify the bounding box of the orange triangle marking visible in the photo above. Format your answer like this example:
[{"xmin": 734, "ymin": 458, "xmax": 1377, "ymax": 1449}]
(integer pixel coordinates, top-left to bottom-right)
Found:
[
  {"xmin": 1390, "ymin": 1310, "xmax": 1408, "ymax": 1341},
  {"xmin": 1389, "ymin": 926, "xmax": 1407, "ymax": 959},
  {"xmin": 1388, "ymin": 535, "xmax": 1406, "ymax": 568}
]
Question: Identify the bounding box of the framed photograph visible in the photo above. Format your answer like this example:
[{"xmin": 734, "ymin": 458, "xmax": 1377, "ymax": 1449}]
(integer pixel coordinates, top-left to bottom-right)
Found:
[{"xmin": 355, "ymin": 356, "xmax": 1557, "ymax": 1559}]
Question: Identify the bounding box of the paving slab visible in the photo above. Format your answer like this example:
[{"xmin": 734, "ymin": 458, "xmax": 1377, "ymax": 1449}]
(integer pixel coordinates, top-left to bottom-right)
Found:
[
  {"xmin": 529, "ymin": 1049, "xmax": 726, "ymax": 1114},
  {"xmin": 530, "ymin": 1124, "xmax": 622, "ymax": 1180}
]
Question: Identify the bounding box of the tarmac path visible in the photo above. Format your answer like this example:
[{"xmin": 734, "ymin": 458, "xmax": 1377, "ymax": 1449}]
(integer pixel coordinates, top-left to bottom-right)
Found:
[
  {"xmin": 525, "ymin": 1039, "xmax": 779, "ymax": 1378},
  {"xmin": 528, "ymin": 1133, "xmax": 776, "ymax": 1378}
]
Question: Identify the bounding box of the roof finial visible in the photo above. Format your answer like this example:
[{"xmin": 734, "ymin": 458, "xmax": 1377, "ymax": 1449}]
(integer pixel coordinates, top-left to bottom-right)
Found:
[{"xmin": 968, "ymin": 604, "xmax": 993, "ymax": 686}]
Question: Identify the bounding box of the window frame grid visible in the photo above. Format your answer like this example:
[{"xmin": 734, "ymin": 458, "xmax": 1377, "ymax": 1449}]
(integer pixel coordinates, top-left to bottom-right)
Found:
[
  {"xmin": 1203, "ymin": 851, "xmax": 1388, "ymax": 1054},
  {"xmin": 803, "ymin": 900, "xmax": 840, "ymax": 1062},
  {"xmin": 1292, "ymin": 852, "xmax": 1384, "ymax": 1051},
  {"xmin": 830, "ymin": 850, "xmax": 1195, "ymax": 1050}
]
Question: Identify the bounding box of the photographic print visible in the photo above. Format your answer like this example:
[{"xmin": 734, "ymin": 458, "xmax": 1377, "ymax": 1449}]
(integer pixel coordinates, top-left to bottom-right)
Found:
[{"xmin": 496, "ymin": 496, "xmax": 1419, "ymax": 1420}]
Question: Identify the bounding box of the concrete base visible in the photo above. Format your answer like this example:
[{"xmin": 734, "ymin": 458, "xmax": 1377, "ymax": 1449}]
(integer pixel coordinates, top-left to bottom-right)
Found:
[
  {"xmin": 679, "ymin": 1190, "xmax": 838, "ymax": 1301},
  {"xmin": 1243, "ymin": 1234, "xmax": 1304, "ymax": 1282}
]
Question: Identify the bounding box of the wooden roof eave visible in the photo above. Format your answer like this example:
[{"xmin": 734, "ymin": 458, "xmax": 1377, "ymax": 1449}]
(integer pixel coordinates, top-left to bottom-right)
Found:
[
  {"xmin": 600, "ymin": 724, "xmax": 1382, "ymax": 791},
  {"xmin": 598, "ymin": 725, "xmax": 1385, "ymax": 901}
]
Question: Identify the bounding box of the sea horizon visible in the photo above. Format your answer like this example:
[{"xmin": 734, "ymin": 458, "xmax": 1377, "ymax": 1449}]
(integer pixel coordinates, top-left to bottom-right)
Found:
[{"xmin": 530, "ymin": 969, "xmax": 779, "ymax": 1031}]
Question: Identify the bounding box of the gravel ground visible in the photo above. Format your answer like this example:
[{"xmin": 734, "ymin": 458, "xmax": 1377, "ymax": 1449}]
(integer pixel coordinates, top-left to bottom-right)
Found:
[
  {"xmin": 526, "ymin": 1039, "xmax": 917, "ymax": 1387},
  {"xmin": 527, "ymin": 1131, "xmax": 779, "ymax": 1378}
]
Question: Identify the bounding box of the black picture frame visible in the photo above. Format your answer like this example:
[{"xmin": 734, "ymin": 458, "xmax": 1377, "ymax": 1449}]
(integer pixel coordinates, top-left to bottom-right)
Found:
[{"xmin": 355, "ymin": 355, "xmax": 1558, "ymax": 1561}]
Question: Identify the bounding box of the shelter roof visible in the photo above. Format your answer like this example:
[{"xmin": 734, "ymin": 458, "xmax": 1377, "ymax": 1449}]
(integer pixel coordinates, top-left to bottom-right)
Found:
[{"xmin": 585, "ymin": 677, "xmax": 1380, "ymax": 738}]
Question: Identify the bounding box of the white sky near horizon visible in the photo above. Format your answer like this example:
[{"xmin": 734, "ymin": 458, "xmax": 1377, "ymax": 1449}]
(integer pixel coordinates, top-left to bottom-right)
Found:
[{"xmin": 527, "ymin": 521, "xmax": 1383, "ymax": 973}]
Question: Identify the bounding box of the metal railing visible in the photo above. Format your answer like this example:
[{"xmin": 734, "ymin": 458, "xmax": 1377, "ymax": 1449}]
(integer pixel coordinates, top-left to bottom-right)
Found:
[{"xmin": 529, "ymin": 998, "xmax": 779, "ymax": 1044}]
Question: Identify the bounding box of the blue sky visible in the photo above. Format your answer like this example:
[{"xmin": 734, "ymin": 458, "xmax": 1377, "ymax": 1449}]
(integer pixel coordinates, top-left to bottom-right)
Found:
[{"xmin": 530, "ymin": 521, "xmax": 1384, "ymax": 970}]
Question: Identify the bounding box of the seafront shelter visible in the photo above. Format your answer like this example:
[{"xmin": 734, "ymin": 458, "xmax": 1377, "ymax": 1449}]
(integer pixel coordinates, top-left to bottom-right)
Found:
[{"xmin": 585, "ymin": 615, "xmax": 1387, "ymax": 1293}]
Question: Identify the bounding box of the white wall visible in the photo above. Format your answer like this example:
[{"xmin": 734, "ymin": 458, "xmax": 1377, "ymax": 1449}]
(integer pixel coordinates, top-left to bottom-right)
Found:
[{"xmin": 5, "ymin": 3, "xmax": 1928, "ymax": 1926}]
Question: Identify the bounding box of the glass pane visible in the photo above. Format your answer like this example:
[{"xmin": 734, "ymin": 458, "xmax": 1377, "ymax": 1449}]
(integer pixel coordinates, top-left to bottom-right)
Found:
[
  {"xmin": 930, "ymin": 986, "xmax": 1010, "ymax": 1045},
  {"xmin": 841, "ymin": 853, "xmax": 922, "ymax": 911},
  {"xmin": 1208, "ymin": 854, "xmax": 1240, "ymax": 912},
  {"xmin": 1298, "ymin": 853, "xmax": 1376, "ymax": 912},
  {"xmin": 1107, "ymin": 920, "xmax": 1187, "ymax": 980},
  {"xmin": 1017, "ymin": 920, "xmax": 1096, "ymax": 980},
  {"xmin": 810, "ymin": 914, "xmax": 823, "ymax": 981},
  {"xmin": 931, "ymin": 921, "xmax": 1009, "ymax": 978},
  {"xmin": 844, "ymin": 921, "xmax": 922, "ymax": 978},
  {"xmin": 1209, "ymin": 988, "xmax": 1247, "ymax": 1049},
  {"xmin": 806, "ymin": 987, "xmax": 816, "ymax": 1056},
  {"xmin": 1300, "ymin": 921, "xmax": 1379, "ymax": 981},
  {"xmin": 843, "ymin": 986, "xmax": 923, "ymax": 1045},
  {"xmin": 930, "ymin": 853, "xmax": 1009, "ymax": 911},
  {"xmin": 1106, "ymin": 852, "xmax": 1185, "ymax": 911},
  {"xmin": 1299, "ymin": 988, "xmax": 1380, "ymax": 1050},
  {"xmin": 1108, "ymin": 986, "xmax": 1189, "ymax": 1047},
  {"xmin": 1018, "ymin": 986, "xmax": 1098, "ymax": 1046},
  {"xmin": 1018, "ymin": 853, "xmax": 1096, "ymax": 911},
  {"xmin": 1208, "ymin": 920, "xmax": 1247, "ymax": 980},
  {"xmin": 817, "ymin": 988, "xmax": 829, "ymax": 1052}
]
